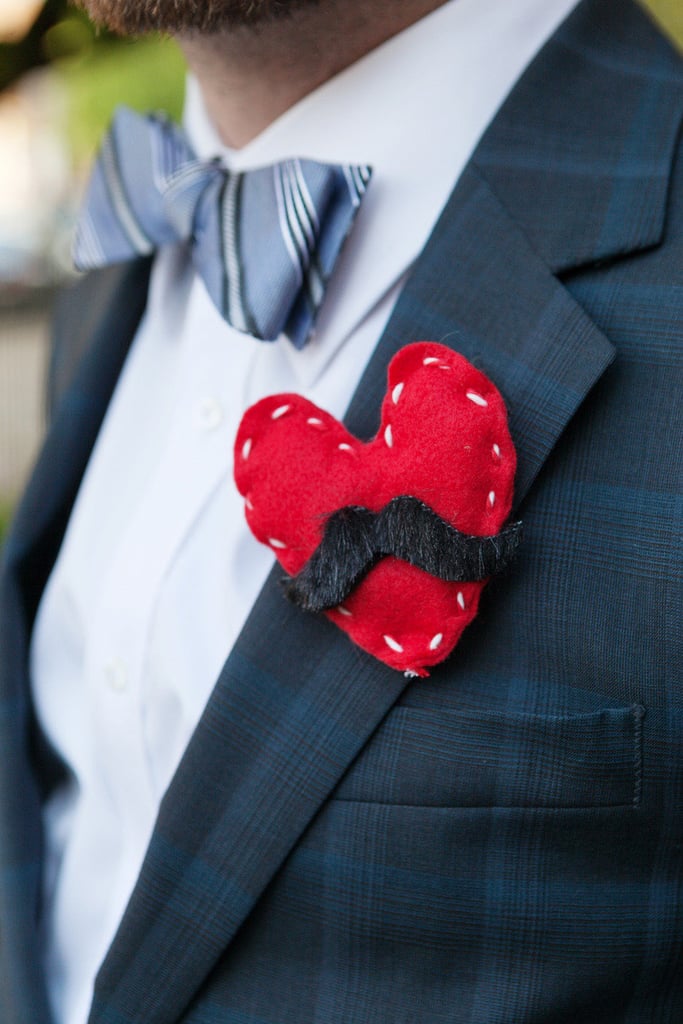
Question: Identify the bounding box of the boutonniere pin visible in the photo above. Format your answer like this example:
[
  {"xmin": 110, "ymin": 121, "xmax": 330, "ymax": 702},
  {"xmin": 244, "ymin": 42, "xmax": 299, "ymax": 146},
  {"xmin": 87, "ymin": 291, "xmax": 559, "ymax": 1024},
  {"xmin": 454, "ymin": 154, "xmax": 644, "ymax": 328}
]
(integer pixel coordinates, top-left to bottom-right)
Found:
[{"xmin": 234, "ymin": 342, "xmax": 521, "ymax": 677}]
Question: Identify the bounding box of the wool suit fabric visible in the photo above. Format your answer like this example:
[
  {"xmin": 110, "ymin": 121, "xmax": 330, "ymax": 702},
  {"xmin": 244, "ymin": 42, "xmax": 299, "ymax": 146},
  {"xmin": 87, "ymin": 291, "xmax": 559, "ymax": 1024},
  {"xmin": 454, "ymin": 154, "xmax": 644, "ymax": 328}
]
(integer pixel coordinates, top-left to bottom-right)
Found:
[{"xmin": 1, "ymin": 1, "xmax": 682, "ymax": 1021}]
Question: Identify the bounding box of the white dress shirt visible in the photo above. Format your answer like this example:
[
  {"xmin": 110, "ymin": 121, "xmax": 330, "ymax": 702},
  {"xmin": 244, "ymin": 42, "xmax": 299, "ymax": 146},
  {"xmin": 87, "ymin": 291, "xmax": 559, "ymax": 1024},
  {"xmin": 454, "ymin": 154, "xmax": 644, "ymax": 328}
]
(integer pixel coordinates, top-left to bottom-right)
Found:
[{"xmin": 30, "ymin": 1, "xmax": 579, "ymax": 1021}]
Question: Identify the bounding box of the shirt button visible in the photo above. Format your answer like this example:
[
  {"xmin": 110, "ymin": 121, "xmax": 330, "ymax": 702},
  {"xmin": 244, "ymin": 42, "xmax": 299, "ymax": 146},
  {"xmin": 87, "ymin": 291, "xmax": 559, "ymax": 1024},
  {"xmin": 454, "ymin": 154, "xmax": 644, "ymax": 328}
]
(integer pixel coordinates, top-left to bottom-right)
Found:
[
  {"xmin": 104, "ymin": 658, "xmax": 128, "ymax": 693},
  {"xmin": 196, "ymin": 396, "xmax": 224, "ymax": 432}
]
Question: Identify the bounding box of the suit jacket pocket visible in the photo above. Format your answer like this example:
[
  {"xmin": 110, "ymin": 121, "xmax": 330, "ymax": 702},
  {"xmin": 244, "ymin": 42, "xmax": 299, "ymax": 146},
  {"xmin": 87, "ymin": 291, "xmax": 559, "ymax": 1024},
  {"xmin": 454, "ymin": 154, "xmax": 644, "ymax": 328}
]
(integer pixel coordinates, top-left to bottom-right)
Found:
[{"xmin": 332, "ymin": 702, "xmax": 644, "ymax": 809}]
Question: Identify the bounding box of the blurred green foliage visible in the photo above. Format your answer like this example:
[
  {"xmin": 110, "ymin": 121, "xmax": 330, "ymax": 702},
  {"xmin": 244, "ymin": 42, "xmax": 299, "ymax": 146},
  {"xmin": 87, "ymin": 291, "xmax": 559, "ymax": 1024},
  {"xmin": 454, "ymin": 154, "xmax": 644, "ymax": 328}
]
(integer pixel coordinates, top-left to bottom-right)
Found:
[
  {"xmin": 57, "ymin": 37, "xmax": 185, "ymax": 162},
  {"xmin": 643, "ymin": 0, "xmax": 683, "ymax": 46},
  {"xmin": 0, "ymin": 499, "xmax": 12, "ymax": 545},
  {"xmin": 1, "ymin": 0, "xmax": 185, "ymax": 163}
]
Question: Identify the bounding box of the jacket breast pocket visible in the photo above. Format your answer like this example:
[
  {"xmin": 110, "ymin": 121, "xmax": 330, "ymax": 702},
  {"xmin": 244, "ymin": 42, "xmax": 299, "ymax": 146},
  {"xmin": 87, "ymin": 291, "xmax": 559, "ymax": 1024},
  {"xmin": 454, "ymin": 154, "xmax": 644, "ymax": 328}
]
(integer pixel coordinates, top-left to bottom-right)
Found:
[{"xmin": 332, "ymin": 702, "xmax": 644, "ymax": 809}]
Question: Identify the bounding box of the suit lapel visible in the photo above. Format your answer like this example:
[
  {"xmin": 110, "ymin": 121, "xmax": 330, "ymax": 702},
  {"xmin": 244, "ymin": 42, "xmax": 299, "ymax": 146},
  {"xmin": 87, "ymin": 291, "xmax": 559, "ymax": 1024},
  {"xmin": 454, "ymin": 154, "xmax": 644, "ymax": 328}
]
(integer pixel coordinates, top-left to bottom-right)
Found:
[
  {"xmin": 471, "ymin": 0, "xmax": 682, "ymax": 273},
  {"xmin": 345, "ymin": 161, "xmax": 616, "ymax": 506},
  {"xmin": 90, "ymin": 583, "xmax": 410, "ymax": 1023},
  {"xmin": 347, "ymin": 0, "xmax": 683, "ymax": 502},
  {"xmin": 91, "ymin": 5, "xmax": 683, "ymax": 1019}
]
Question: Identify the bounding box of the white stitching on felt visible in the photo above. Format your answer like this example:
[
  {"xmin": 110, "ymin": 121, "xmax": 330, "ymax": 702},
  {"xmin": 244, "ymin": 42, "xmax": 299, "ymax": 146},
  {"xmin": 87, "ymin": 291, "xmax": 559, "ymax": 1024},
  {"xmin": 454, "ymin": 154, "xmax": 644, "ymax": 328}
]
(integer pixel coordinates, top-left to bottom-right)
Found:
[
  {"xmin": 270, "ymin": 399, "xmax": 292, "ymax": 415},
  {"xmin": 271, "ymin": 404, "xmax": 291, "ymax": 420},
  {"xmin": 466, "ymin": 391, "xmax": 488, "ymax": 407},
  {"xmin": 241, "ymin": 438, "xmax": 252, "ymax": 460},
  {"xmin": 429, "ymin": 633, "xmax": 443, "ymax": 651},
  {"xmin": 383, "ymin": 634, "xmax": 404, "ymax": 653},
  {"xmin": 392, "ymin": 382, "xmax": 404, "ymax": 405}
]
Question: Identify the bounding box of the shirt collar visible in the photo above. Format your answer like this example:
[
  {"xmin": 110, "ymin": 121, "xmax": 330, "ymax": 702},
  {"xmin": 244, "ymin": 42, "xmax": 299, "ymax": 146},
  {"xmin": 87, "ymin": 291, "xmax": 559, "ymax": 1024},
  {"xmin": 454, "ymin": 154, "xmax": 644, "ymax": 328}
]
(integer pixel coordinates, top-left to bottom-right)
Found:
[{"xmin": 183, "ymin": 0, "xmax": 580, "ymax": 389}]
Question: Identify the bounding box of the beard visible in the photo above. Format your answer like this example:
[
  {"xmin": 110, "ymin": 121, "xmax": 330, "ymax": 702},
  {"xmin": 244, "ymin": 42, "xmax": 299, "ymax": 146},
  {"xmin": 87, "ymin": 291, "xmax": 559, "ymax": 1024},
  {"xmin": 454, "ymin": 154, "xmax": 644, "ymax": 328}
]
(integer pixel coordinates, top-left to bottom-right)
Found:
[{"xmin": 75, "ymin": 0, "xmax": 324, "ymax": 35}]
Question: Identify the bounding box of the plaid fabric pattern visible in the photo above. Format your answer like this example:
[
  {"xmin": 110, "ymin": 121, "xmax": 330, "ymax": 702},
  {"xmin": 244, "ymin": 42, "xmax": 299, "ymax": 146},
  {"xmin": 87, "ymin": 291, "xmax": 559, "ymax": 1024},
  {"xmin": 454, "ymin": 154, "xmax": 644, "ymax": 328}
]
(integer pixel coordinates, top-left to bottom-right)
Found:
[{"xmin": 1, "ymin": 1, "xmax": 683, "ymax": 1021}]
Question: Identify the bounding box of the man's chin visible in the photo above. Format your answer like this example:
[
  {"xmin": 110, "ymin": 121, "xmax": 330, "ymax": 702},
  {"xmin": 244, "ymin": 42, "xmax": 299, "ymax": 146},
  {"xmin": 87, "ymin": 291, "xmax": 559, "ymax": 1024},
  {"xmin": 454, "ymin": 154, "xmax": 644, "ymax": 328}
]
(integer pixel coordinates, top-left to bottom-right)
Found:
[{"xmin": 75, "ymin": 0, "xmax": 322, "ymax": 36}]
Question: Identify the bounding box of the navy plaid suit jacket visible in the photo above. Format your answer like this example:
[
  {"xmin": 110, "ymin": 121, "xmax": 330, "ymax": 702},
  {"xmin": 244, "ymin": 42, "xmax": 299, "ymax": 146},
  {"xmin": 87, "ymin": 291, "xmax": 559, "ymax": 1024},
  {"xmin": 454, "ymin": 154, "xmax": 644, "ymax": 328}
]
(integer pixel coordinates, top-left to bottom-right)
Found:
[{"xmin": 2, "ymin": 1, "xmax": 683, "ymax": 1021}]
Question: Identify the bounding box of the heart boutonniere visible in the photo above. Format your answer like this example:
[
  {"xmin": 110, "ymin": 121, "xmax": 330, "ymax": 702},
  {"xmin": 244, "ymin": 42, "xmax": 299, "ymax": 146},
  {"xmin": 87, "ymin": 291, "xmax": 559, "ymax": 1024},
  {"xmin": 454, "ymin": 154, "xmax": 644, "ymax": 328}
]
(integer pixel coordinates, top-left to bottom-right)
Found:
[{"xmin": 234, "ymin": 342, "xmax": 521, "ymax": 676}]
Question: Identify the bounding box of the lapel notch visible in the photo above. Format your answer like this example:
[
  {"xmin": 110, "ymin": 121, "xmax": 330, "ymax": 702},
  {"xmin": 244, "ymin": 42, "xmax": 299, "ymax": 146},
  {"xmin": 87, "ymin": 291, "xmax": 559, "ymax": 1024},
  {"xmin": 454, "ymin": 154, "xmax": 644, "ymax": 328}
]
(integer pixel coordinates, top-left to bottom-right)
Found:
[{"xmin": 472, "ymin": 0, "xmax": 683, "ymax": 272}]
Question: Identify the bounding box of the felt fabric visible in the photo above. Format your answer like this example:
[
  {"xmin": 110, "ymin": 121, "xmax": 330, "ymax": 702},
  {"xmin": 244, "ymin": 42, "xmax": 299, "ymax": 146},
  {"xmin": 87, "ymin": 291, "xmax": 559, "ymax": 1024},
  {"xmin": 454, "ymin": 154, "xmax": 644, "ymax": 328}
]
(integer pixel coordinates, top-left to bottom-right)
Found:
[{"xmin": 234, "ymin": 342, "xmax": 518, "ymax": 675}]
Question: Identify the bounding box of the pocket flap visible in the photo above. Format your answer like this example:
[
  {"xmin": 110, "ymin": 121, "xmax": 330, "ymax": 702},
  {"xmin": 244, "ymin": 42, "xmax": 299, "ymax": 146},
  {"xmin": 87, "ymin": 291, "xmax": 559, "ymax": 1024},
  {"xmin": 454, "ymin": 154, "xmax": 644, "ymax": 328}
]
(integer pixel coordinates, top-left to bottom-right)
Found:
[{"xmin": 333, "ymin": 703, "xmax": 645, "ymax": 808}]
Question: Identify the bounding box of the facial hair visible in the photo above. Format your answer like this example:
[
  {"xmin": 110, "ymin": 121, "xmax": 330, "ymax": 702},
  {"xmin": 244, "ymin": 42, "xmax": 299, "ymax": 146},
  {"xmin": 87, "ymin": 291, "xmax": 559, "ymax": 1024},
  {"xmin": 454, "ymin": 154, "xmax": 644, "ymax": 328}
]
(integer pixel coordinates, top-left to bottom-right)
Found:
[{"xmin": 75, "ymin": 0, "xmax": 324, "ymax": 35}]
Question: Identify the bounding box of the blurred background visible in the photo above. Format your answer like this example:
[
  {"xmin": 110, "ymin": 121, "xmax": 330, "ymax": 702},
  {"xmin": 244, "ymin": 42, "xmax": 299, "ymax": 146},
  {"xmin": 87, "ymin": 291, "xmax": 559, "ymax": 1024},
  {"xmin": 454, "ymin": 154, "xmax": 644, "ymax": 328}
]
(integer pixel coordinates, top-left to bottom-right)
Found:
[
  {"xmin": 0, "ymin": 0, "xmax": 681, "ymax": 539},
  {"xmin": 0, "ymin": 0, "xmax": 184, "ymax": 536}
]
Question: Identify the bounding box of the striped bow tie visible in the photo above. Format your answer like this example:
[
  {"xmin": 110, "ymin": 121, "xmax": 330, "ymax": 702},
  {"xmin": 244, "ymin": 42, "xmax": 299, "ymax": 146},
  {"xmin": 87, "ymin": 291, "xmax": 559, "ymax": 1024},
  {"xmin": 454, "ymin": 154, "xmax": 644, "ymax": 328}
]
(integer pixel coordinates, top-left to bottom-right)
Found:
[{"xmin": 73, "ymin": 107, "xmax": 372, "ymax": 349}]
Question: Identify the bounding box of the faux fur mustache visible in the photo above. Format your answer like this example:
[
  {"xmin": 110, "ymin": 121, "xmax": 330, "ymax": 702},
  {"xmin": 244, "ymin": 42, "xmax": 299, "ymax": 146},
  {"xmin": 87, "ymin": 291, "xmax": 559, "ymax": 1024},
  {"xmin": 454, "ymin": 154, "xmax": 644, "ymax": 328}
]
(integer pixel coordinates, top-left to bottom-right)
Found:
[{"xmin": 283, "ymin": 495, "xmax": 523, "ymax": 613}]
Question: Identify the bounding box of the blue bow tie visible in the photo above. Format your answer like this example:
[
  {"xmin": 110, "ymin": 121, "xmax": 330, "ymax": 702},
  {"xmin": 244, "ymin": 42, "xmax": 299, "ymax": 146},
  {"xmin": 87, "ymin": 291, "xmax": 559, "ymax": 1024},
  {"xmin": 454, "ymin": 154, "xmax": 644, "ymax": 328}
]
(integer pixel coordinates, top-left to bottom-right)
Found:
[{"xmin": 73, "ymin": 107, "xmax": 372, "ymax": 349}]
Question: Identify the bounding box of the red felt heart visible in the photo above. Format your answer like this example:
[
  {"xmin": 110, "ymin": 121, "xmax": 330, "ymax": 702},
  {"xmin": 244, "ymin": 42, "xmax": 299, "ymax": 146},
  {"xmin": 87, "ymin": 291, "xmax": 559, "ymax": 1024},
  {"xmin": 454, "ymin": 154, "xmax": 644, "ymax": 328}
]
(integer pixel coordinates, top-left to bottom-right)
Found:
[{"xmin": 234, "ymin": 342, "xmax": 517, "ymax": 676}]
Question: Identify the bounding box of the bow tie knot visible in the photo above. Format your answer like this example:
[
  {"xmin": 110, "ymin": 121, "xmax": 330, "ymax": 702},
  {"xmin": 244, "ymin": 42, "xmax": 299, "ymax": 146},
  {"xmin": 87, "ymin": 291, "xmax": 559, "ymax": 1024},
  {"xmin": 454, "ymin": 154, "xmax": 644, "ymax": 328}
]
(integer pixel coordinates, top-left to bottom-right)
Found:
[{"xmin": 73, "ymin": 107, "xmax": 372, "ymax": 349}]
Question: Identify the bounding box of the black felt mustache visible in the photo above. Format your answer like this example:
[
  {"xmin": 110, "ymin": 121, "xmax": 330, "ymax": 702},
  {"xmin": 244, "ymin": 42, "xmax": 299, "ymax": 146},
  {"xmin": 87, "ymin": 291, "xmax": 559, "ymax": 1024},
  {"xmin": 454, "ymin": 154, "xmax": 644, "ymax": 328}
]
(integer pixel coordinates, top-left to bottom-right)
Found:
[{"xmin": 283, "ymin": 495, "xmax": 522, "ymax": 613}]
